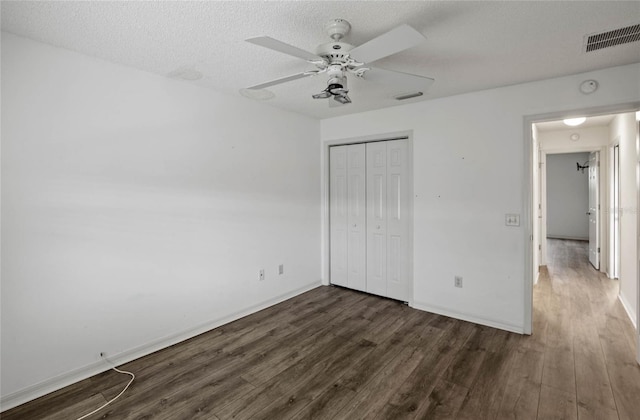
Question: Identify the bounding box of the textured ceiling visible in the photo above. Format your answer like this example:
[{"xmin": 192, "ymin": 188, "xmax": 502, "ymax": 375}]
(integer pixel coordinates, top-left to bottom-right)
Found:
[{"xmin": 2, "ymin": 1, "xmax": 640, "ymax": 119}]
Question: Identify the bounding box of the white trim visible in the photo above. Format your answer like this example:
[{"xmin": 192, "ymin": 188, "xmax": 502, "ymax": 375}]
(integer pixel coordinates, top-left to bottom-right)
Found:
[
  {"xmin": 546, "ymin": 235, "xmax": 589, "ymax": 241},
  {"xmin": 618, "ymin": 293, "xmax": 638, "ymax": 329},
  {"xmin": 411, "ymin": 301, "xmax": 524, "ymax": 334},
  {"xmin": 0, "ymin": 281, "xmax": 321, "ymax": 412}
]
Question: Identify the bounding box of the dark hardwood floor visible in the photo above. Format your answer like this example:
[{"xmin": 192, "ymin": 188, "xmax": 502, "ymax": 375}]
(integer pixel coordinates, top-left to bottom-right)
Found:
[{"xmin": 3, "ymin": 239, "xmax": 639, "ymax": 419}]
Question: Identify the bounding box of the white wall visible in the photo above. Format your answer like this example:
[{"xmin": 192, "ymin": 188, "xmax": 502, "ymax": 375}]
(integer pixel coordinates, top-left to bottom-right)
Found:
[
  {"xmin": 321, "ymin": 63, "xmax": 640, "ymax": 333},
  {"xmin": 611, "ymin": 112, "xmax": 638, "ymax": 327},
  {"xmin": 546, "ymin": 152, "xmax": 590, "ymax": 240},
  {"xmin": 1, "ymin": 33, "xmax": 321, "ymax": 407}
]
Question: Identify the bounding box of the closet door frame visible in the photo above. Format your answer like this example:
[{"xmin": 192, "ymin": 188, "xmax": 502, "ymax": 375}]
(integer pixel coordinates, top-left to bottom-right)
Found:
[{"xmin": 322, "ymin": 131, "xmax": 414, "ymax": 305}]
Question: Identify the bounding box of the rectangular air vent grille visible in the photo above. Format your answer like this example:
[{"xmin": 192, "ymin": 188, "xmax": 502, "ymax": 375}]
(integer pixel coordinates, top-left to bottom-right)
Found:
[
  {"xmin": 395, "ymin": 92, "xmax": 423, "ymax": 101},
  {"xmin": 585, "ymin": 23, "xmax": 640, "ymax": 52}
]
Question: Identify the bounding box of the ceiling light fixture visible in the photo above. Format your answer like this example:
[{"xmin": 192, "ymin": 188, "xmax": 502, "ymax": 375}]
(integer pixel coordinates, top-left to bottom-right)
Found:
[
  {"xmin": 563, "ymin": 117, "xmax": 586, "ymax": 127},
  {"xmin": 239, "ymin": 88, "xmax": 275, "ymax": 100}
]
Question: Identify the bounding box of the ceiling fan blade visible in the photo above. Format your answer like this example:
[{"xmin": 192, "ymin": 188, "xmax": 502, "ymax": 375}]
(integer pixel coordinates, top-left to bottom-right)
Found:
[
  {"xmin": 246, "ymin": 36, "xmax": 323, "ymax": 61},
  {"xmin": 348, "ymin": 24, "xmax": 426, "ymax": 64},
  {"xmin": 247, "ymin": 72, "xmax": 313, "ymax": 90},
  {"xmin": 362, "ymin": 67, "xmax": 434, "ymax": 91}
]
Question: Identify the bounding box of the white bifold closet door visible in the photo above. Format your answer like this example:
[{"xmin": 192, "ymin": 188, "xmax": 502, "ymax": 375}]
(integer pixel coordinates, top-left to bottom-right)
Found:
[
  {"xmin": 330, "ymin": 139, "xmax": 410, "ymax": 301},
  {"xmin": 329, "ymin": 144, "xmax": 366, "ymax": 291},
  {"xmin": 366, "ymin": 140, "xmax": 410, "ymax": 301}
]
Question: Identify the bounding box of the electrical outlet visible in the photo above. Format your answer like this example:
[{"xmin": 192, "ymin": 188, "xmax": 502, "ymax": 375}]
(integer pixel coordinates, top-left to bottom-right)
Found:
[
  {"xmin": 454, "ymin": 276, "xmax": 463, "ymax": 288},
  {"xmin": 279, "ymin": 264, "xmax": 284, "ymax": 275},
  {"xmin": 259, "ymin": 269, "xmax": 265, "ymax": 281}
]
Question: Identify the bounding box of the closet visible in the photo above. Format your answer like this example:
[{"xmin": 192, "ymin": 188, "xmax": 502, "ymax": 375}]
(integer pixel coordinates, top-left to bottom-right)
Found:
[{"xmin": 329, "ymin": 139, "xmax": 411, "ymax": 302}]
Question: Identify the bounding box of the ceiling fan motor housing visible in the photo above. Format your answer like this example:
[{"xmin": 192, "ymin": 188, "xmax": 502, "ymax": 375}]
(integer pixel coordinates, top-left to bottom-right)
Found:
[{"xmin": 316, "ymin": 42, "xmax": 354, "ymax": 62}]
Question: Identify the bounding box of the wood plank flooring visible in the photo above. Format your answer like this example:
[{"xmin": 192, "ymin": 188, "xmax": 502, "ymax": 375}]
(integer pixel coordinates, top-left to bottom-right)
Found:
[{"xmin": 3, "ymin": 239, "xmax": 639, "ymax": 419}]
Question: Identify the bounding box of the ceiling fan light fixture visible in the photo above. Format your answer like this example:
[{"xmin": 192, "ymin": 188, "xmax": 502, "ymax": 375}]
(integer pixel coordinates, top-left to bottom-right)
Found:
[
  {"xmin": 328, "ymin": 84, "xmax": 346, "ymax": 95},
  {"xmin": 244, "ymin": 19, "xmax": 433, "ymax": 106},
  {"xmin": 312, "ymin": 90, "xmax": 332, "ymax": 99},
  {"xmin": 563, "ymin": 117, "xmax": 586, "ymax": 126}
]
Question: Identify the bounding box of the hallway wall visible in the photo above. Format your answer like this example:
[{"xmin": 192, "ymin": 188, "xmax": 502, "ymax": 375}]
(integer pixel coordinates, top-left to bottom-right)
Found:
[
  {"xmin": 546, "ymin": 152, "xmax": 590, "ymax": 240},
  {"xmin": 611, "ymin": 112, "xmax": 638, "ymax": 326}
]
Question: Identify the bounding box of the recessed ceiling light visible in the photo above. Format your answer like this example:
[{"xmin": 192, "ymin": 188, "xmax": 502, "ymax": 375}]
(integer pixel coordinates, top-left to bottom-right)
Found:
[
  {"xmin": 167, "ymin": 67, "xmax": 203, "ymax": 81},
  {"xmin": 239, "ymin": 88, "xmax": 275, "ymax": 100},
  {"xmin": 563, "ymin": 117, "xmax": 586, "ymax": 126}
]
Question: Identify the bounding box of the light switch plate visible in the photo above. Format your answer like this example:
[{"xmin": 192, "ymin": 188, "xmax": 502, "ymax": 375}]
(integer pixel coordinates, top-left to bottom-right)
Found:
[{"xmin": 505, "ymin": 214, "xmax": 520, "ymax": 226}]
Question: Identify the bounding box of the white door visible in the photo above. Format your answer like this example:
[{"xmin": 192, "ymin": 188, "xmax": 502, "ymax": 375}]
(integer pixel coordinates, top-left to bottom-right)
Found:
[
  {"xmin": 366, "ymin": 142, "xmax": 387, "ymax": 296},
  {"xmin": 330, "ymin": 146, "xmax": 348, "ymax": 287},
  {"xmin": 365, "ymin": 140, "xmax": 410, "ymax": 301},
  {"xmin": 385, "ymin": 140, "xmax": 410, "ymax": 301},
  {"xmin": 588, "ymin": 151, "xmax": 600, "ymax": 269},
  {"xmin": 347, "ymin": 144, "xmax": 367, "ymax": 291},
  {"xmin": 329, "ymin": 144, "xmax": 366, "ymax": 291}
]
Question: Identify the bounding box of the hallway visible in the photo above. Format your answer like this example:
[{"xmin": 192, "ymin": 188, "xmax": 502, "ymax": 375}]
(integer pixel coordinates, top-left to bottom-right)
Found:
[{"xmin": 534, "ymin": 239, "xmax": 640, "ymax": 419}]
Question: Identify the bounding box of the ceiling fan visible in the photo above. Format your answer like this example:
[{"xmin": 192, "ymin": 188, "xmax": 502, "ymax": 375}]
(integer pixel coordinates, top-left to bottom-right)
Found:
[{"xmin": 244, "ymin": 19, "xmax": 434, "ymax": 106}]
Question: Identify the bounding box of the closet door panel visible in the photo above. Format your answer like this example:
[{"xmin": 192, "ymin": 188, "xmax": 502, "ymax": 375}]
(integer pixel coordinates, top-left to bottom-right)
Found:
[
  {"xmin": 366, "ymin": 142, "xmax": 387, "ymax": 296},
  {"xmin": 347, "ymin": 144, "xmax": 366, "ymax": 291},
  {"xmin": 329, "ymin": 146, "xmax": 348, "ymax": 287},
  {"xmin": 386, "ymin": 139, "xmax": 410, "ymax": 301}
]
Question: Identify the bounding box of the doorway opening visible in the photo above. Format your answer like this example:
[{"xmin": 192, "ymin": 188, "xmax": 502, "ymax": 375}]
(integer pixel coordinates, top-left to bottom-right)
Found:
[{"xmin": 525, "ymin": 103, "xmax": 640, "ymax": 365}]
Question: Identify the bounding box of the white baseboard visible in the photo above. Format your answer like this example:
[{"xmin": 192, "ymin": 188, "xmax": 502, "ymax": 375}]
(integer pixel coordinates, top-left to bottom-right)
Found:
[
  {"xmin": 546, "ymin": 235, "xmax": 589, "ymax": 241},
  {"xmin": 0, "ymin": 281, "xmax": 321, "ymax": 412},
  {"xmin": 618, "ymin": 293, "xmax": 638, "ymax": 329},
  {"xmin": 410, "ymin": 301, "xmax": 524, "ymax": 334}
]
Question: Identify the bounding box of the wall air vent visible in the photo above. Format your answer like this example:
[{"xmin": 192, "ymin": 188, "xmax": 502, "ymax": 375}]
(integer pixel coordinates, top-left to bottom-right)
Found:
[
  {"xmin": 395, "ymin": 92, "xmax": 423, "ymax": 101},
  {"xmin": 584, "ymin": 23, "xmax": 640, "ymax": 52}
]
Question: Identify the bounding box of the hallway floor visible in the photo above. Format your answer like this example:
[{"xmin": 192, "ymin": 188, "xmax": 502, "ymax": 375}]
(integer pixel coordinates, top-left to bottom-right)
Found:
[{"xmin": 535, "ymin": 239, "xmax": 640, "ymax": 419}]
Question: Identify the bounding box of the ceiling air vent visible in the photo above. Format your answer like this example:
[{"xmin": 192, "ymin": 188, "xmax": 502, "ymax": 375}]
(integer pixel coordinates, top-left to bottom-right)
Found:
[
  {"xmin": 584, "ymin": 23, "xmax": 640, "ymax": 52},
  {"xmin": 395, "ymin": 92, "xmax": 423, "ymax": 101}
]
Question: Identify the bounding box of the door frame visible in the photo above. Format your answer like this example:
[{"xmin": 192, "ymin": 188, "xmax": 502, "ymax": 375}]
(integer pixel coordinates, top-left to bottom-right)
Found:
[
  {"xmin": 539, "ymin": 148, "xmax": 606, "ymax": 274},
  {"xmin": 321, "ymin": 130, "xmax": 414, "ymax": 305},
  {"xmin": 611, "ymin": 141, "xmax": 621, "ymax": 279},
  {"xmin": 636, "ymin": 115, "xmax": 640, "ymax": 364},
  {"xmin": 588, "ymin": 151, "xmax": 601, "ymax": 269},
  {"xmin": 523, "ymin": 102, "xmax": 640, "ymax": 335}
]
